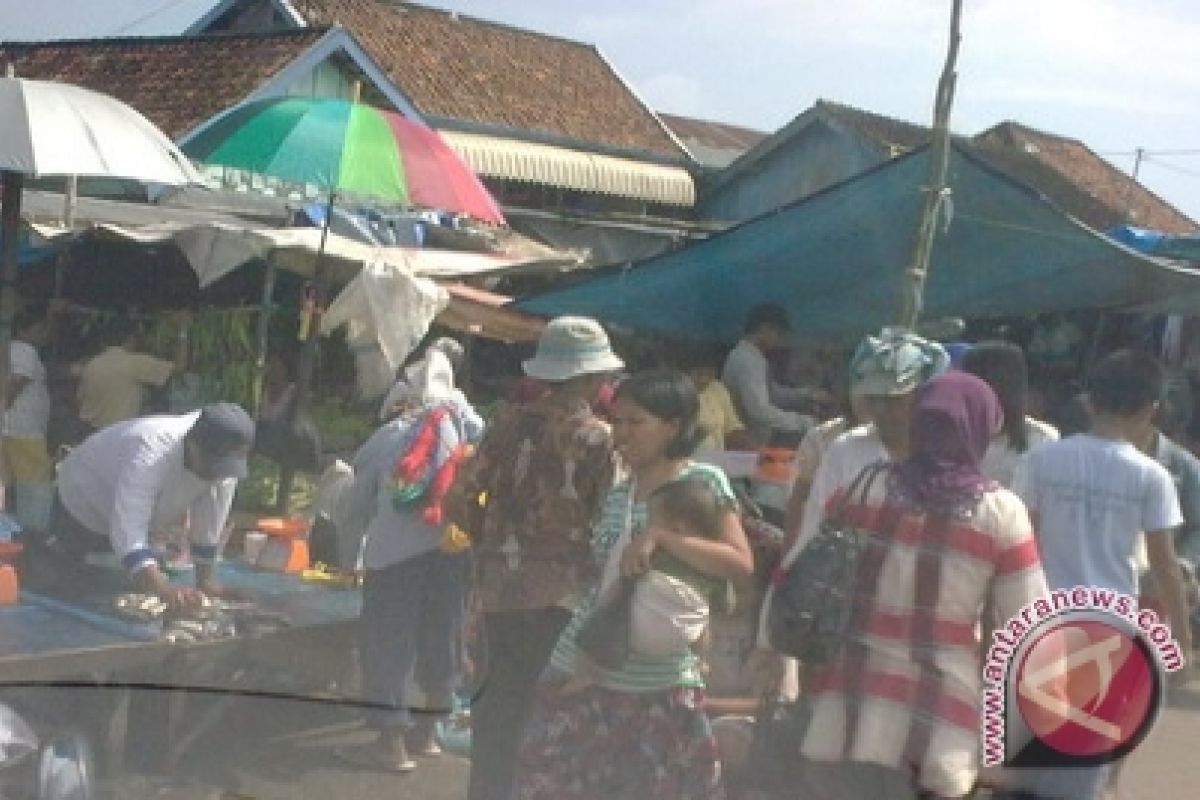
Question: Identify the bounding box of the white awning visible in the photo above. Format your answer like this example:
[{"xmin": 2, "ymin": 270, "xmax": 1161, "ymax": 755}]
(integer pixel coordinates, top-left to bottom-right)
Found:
[
  {"xmin": 440, "ymin": 131, "xmax": 695, "ymax": 207},
  {"xmin": 29, "ymin": 219, "xmax": 575, "ymax": 287}
]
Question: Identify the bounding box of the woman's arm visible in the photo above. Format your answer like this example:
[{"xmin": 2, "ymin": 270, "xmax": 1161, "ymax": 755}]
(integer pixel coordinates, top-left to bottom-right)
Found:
[{"xmin": 622, "ymin": 508, "xmax": 753, "ymax": 581}]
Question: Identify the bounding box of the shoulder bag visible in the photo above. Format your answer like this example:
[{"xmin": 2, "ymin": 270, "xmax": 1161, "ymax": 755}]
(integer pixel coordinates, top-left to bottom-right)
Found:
[{"xmin": 765, "ymin": 462, "xmax": 887, "ymax": 664}]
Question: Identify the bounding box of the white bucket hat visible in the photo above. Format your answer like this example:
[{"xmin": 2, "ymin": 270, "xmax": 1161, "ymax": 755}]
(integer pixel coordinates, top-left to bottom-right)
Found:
[{"xmin": 523, "ymin": 316, "xmax": 624, "ymax": 382}]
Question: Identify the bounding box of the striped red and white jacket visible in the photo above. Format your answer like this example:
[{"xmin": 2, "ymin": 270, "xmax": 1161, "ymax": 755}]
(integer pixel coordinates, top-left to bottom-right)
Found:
[{"xmin": 797, "ymin": 477, "xmax": 1047, "ymax": 798}]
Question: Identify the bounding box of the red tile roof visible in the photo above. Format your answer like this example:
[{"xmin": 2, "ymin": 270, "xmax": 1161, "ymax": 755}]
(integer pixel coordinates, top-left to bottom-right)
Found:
[
  {"xmin": 295, "ymin": 1, "xmax": 685, "ymax": 159},
  {"xmin": 818, "ymin": 101, "xmax": 1197, "ymax": 234},
  {"xmin": 0, "ymin": 29, "xmax": 326, "ymax": 138},
  {"xmin": 658, "ymin": 113, "xmax": 767, "ymax": 167},
  {"xmin": 976, "ymin": 122, "xmax": 1197, "ymax": 234}
]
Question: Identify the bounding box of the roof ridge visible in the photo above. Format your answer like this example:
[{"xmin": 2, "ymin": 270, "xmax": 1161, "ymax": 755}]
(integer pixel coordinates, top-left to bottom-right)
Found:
[
  {"xmin": 657, "ymin": 112, "xmax": 767, "ymax": 137},
  {"xmin": 815, "ymin": 98, "xmax": 932, "ymax": 135},
  {"xmin": 0, "ymin": 26, "xmax": 330, "ymax": 49},
  {"xmin": 378, "ymin": 1, "xmax": 598, "ymax": 51},
  {"xmin": 980, "ymin": 120, "xmax": 1084, "ymax": 147}
]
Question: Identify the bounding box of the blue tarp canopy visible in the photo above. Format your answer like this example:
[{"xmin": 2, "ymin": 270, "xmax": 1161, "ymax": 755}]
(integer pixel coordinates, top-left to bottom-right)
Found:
[
  {"xmin": 519, "ymin": 145, "xmax": 1200, "ymax": 342},
  {"xmin": 1106, "ymin": 225, "xmax": 1200, "ymax": 263}
]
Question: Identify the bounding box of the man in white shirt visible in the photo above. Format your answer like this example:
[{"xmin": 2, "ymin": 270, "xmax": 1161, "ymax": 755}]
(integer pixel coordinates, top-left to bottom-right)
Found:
[
  {"xmin": 1013, "ymin": 350, "xmax": 1193, "ymax": 800},
  {"xmin": 48, "ymin": 403, "xmax": 254, "ymax": 609},
  {"xmin": 721, "ymin": 304, "xmax": 824, "ymax": 447}
]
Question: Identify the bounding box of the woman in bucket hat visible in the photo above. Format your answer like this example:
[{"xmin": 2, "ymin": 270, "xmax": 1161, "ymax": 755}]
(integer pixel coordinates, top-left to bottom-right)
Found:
[{"xmin": 451, "ymin": 316, "xmax": 624, "ymax": 800}]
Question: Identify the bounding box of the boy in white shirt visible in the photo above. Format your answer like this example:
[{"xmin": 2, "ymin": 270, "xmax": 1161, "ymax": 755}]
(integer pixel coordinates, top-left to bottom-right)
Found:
[{"xmin": 1014, "ymin": 350, "xmax": 1193, "ymax": 799}]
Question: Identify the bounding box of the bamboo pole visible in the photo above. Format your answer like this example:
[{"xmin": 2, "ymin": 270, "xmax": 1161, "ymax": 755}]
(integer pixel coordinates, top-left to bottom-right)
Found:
[
  {"xmin": 275, "ymin": 191, "xmax": 334, "ymax": 514},
  {"xmin": 252, "ymin": 256, "xmax": 279, "ymax": 419},
  {"xmin": 0, "ymin": 171, "xmax": 24, "ymax": 416},
  {"xmin": 898, "ymin": 0, "xmax": 964, "ymax": 329}
]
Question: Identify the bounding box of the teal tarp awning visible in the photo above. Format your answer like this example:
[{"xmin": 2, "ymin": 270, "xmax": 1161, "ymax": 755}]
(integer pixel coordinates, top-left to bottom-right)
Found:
[{"xmin": 518, "ymin": 145, "xmax": 1200, "ymax": 342}]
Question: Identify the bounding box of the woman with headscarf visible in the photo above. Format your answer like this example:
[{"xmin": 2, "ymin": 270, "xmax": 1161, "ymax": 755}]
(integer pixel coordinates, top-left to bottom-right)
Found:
[
  {"xmin": 783, "ymin": 372, "xmax": 1050, "ymax": 799},
  {"xmin": 336, "ymin": 350, "xmax": 484, "ymax": 772},
  {"xmin": 963, "ymin": 340, "xmax": 1059, "ymax": 488},
  {"xmin": 783, "ymin": 327, "xmax": 949, "ymax": 555}
]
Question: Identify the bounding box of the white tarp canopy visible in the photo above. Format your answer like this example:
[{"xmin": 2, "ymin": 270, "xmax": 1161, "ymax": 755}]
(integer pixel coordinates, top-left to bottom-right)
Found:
[
  {"xmin": 29, "ymin": 218, "xmax": 561, "ymax": 287},
  {"xmin": 321, "ymin": 260, "xmax": 451, "ymax": 399}
]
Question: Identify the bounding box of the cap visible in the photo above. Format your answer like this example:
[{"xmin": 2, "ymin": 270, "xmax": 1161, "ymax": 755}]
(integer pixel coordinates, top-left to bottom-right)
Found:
[{"xmin": 191, "ymin": 403, "xmax": 255, "ymax": 480}]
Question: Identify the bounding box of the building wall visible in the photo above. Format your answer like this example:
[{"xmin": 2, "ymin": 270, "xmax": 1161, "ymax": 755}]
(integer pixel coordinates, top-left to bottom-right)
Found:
[{"xmin": 698, "ymin": 118, "xmax": 884, "ymax": 223}]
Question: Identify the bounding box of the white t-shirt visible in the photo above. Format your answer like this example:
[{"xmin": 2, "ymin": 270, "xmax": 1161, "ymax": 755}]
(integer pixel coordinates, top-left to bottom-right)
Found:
[
  {"xmin": 1013, "ymin": 433, "xmax": 1182, "ymax": 597},
  {"xmin": 757, "ymin": 423, "xmax": 891, "ymax": 650},
  {"xmin": 979, "ymin": 417, "xmax": 1059, "ymax": 489},
  {"xmin": 791, "ymin": 423, "xmax": 891, "ymax": 562},
  {"xmin": 57, "ymin": 413, "xmax": 237, "ymax": 572},
  {"xmin": 4, "ymin": 341, "xmax": 49, "ymax": 438}
]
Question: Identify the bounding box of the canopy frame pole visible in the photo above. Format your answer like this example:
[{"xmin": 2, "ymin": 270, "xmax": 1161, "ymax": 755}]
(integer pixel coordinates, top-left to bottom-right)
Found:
[
  {"xmin": 898, "ymin": 0, "xmax": 963, "ymax": 329},
  {"xmin": 252, "ymin": 256, "xmax": 279, "ymax": 419},
  {"xmin": 275, "ymin": 191, "xmax": 335, "ymax": 513},
  {"xmin": 50, "ymin": 175, "xmax": 79, "ymax": 358},
  {"xmin": 0, "ymin": 170, "xmax": 25, "ymax": 420}
]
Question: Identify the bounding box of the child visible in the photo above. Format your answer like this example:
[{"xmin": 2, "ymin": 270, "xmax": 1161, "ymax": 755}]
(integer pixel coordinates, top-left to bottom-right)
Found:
[
  {"xmin": 1013, "ymin": 350, "xmax": 1194, "ymax": 800},
  {"xmin": 632, "ymin": 476, "xmax": 728, "ymax": 656},
  {"xmin": 567, "ymin": 477, "xmax": 727, "ymax": 691}
]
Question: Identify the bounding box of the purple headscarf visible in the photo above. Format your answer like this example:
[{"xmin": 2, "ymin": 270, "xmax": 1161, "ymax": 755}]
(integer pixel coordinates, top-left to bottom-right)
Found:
[{"xmin": 891, "ymin": 371, "xmax": 1003, "ymax": 514}]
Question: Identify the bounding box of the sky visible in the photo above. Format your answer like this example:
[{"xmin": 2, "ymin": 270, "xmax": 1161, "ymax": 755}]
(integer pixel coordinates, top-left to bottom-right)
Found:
[
  {"xmin": 1, "ymin": 0, "xmax": 1196, "ymax": 223},
  {"xmin": 422, "ymin": 0, "xmax": 1200, "ymax": 225}
]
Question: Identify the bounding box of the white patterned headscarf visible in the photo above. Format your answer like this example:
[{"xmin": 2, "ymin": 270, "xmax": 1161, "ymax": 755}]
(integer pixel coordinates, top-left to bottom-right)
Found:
[{"xmin": 849, "ymin": 326, "xmax": 949, "ymax": 396}]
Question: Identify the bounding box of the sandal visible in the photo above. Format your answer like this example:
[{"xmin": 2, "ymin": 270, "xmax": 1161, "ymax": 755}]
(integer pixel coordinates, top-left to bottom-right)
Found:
[{"xmin": 334, "ymin": 745, "xmax": 416, "ymax": 774}]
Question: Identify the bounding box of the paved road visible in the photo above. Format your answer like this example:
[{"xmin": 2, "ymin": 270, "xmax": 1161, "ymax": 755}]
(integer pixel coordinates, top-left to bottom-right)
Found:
[
  {"xmin": 93, "ymin": 692, "xmax": 469, "ymax": 799},
  {"xmin": 43, "ymin": 678, "xmax": 1200, "ymax": 799},
  {"xmin": 1121, "ymin": 684, "xmax": 1200, "ymax": 800}
]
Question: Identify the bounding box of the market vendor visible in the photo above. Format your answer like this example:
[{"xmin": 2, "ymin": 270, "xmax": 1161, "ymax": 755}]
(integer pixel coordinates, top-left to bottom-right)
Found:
[
  {"xmin": 721, "ymin": 303, "xmax": 828, "ymax": 448},
  {"xmin": 75, "ymin": 312, "xmax": 190, "ymax": 437},
  {"xmin": 43, "ymin": 403, "xmax": 254, "ymax": 609}
]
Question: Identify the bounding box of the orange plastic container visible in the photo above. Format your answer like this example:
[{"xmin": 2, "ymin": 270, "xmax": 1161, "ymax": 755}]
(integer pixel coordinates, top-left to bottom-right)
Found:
[
  {"xmin": 757, "ymin": 448, "xmax": 796, "ymax": 483},
  {"xmin": 0, "ymin": 564, "xmax": 18, "ymax": 605},
  {"xmin": 0, "ymin": 541, "xmax": 23, "ymax": 563},
  {"xmin": 255, "ymin": 517, "xmax": 310, "ymax": 539},
  {"xmin": 258, "ymin": 537, "xmax": 310, "ymax": 574}
]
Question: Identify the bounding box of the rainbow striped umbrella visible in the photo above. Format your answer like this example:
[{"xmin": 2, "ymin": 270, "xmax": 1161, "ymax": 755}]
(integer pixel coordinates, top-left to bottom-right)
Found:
[{"xmin": 183, "ymin": 96, "xmax": 504, "ymax": 224}]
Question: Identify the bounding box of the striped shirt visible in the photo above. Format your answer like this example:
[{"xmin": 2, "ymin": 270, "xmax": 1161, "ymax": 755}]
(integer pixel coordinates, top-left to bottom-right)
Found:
[
  {"xmin": 549, "ymin": 462, "xmax": 735, "ymax": 692},
  {"xmin": 798, "ymin": 478, "xmax": 1047, "ymax": 798}
]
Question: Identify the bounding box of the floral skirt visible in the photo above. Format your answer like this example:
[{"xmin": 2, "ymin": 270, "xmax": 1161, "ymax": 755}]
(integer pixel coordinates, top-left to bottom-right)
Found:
[{"xmin": 513, "ymin": 673, "xmax": 726, "ymax": 800}]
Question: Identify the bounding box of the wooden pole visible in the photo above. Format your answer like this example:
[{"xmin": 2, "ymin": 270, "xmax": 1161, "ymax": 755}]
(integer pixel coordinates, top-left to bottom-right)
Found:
[
  {"xmin": 252, "ymin": 256, "xmax": 279, "ymax": 419},
  {"xmin": 274, "ymin": 192, "xmax": 335, "ymax": 514},
  {"xmin": 0, "ymin": 171, "xmax": 25, "ymax": 416},
  {"xmin": 898, "ymin": 0, "xmax": 964, "ymax": 329},
  {"xmin": 50, "ymin": 175, "xmax": 78, "ymax": 357}
]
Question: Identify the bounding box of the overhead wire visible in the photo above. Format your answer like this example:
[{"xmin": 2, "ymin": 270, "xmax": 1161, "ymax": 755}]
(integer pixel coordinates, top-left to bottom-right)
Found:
[
  {"xmin": 112, "ymin": 0, "xmax": 195, "ymax": 35},
  {"xmin": 1142, "ymin": 154, "xmax": 1200, "ymax": 179}
]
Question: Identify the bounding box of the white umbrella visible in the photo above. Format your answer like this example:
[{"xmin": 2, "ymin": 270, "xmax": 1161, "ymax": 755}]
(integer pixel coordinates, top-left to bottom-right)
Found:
[
  {"xmin": 0, "ymin": 74, "xmax": 201, "ymax": 411},
  {"xmin": 0, "ymin": 76, "xmax": 200, "ymax": 182}
]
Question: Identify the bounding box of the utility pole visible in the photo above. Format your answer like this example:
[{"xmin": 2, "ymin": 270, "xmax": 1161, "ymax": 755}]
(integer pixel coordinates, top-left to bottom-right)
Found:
[
  {"xmin": 898, "ymin": 0, "xmax": 964, "ymax": 329},
  {"xmin": 1122, "ymin": 147, "xmax": 1145, "ymax": 219}
]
